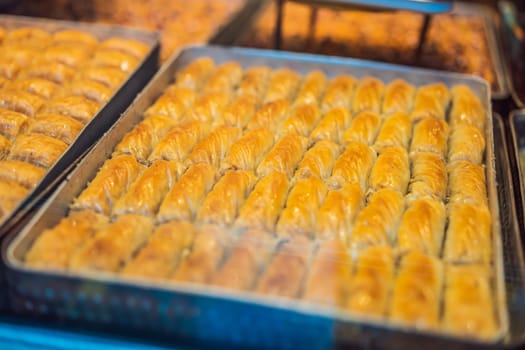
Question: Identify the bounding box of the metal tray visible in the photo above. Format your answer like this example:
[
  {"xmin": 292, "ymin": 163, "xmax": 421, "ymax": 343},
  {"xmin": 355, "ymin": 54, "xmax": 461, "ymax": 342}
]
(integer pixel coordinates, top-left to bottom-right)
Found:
[
  {"xmin": 3, "ymin": 46, "xmax": 510, "ymax": 349},
  {"xmin": 275, "ymin": 0, "xmax": 453, "ymax": 13},
  {"xmin": 0, "ymin": 15, "xmax": 160, "ymax": 235}
]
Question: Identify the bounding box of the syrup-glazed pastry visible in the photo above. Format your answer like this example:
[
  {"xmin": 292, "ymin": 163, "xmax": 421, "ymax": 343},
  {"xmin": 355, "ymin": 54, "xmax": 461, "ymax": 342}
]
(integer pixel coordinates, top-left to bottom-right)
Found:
[
  {"xmin": 342, "ymin": 111, "xmax": 381, "ymax": 145},
  {"xmin": 373, "ymin": 112, "xmax": 411, "ymax": 153},
  {"xmin": 144, "ymin": 87, "xmax": 196, "ymax": 120},
  {"xmin": 448, "ymin": 160, "xmax": 487, "ymax": 206},
  {"xmin": 29, "ymin": 113, "xmax": 84, "ymax": 145},
  {"xmin": 8, "ymin": 78, "xmax": 60, "ymax": 99},
  {"xmin": 407, "ymin": 152, "xmax": 448, "ymax": 201},
  {"xmin": 309, "ymin": 107, "xmax": 352, "ymax": 145},
  {"xmin": 256, "ymin": 133, "xmax": 308, "ymax": 179},
  {"xmin": 448, "ymin": 124, "xmax": 485, "ymax": 165},
  {"xmin": 351, "ymin": 77, "xmax": 384, "ymax": 114},
  {"xmin": 22, "ymin": 59, "xmax": 75, "ymax": 84},
  {"xmin": 278, "ymin": 104, "xmax": 321, "ymax": 137},
  {"xmin": 263, "ymin": 68, "xmax": 301, "ymax": 104},
  {"xmin": 449, "ymin": 84, "xmax": 486, "ymax": 132},
  {"xmin": 43, "ymin": 43, "xmax": 92, "ymax": 68},
  {"xmin": 175, "ymin": 57, "xmax": 215, "ymax": 90},
  {"xmin": 0, "ymin": 178, "xmax": 30, "ymax": 216},
  {"xmin": 9, "ymin": 133, "xmax": 68, "ymax": 168},
  {"xmin": 100, "ymin": 37, "xmax": 149, "ymax": 59},
  {"xmin": 92, "ymin": 49, "xmax": 139, "ymax": 72},
  {"xmin": 0, "ymin": 89, "xmax": 45, "ymax": 117},
  {"xmin": 246, "ymin": 99, "xmax": 290, "ymax": 133},
  {"xmin": 320, "ymin": 75, "xmax": 356, "ymax": 113},
  {"xmin": 43, "ymin": 96, "xmax": 100, "ymax": 124},
  {"xmin": 66, "ymin": 79, "xmax": 113, "ymax": 104},
  {"xmin": 294, "ymin": 140, "xmax": 340, "ymax": 180},
  {"xmin": 222, "ymin": 94, "xmax": 258, "ymax": 128},
  {"xmin": 0, "ymin": 160, "xmax": 46, "ymax": 189},
  {"xmin": 0, "ymin": 134, "xmax": 10, "ymax": 159},
  {"xmin": 293, "ymin": 70, "xmax": 327, "ymax": 107},
  {"xmin": 236, "ymin": 65, "xmax": 271, "ymax": 99},
  {"xmin": 53, "ymin": 29, "xmax": 98, "ymax": 47},
  {"xmin": 411, "ymin": 82, "xmax": 451, "ymax": 122},
  {"xmin": 80, "ymin": 66, "xmax": 127, "ymax": 90},
  {"xmin": 185, "ymin": 126, "xmax": 242, "ymax": 168},
  {"xmin": 369, "ymin": 146, "xmax": 410, "ymax": 193},
  {"xmin": 410, "ymin": 116, "xmax": 449, "ymax": 159},
  {"xmin": 5, "ymin": 27, "xmax": 52, "ymax": 48},
  {"xmin": 382, "ymin": 79, "xmax": 415, "ymax": 115},
  {"xmin": 184, "ymin": 91, "xmax": 230, "ymax": 124},
  {"xmin": 220, "ymin": 127, "xmax": 274, "ymax": 172},
  {"xmin": 0, "ymin": 108, "xmax": 30, "ymax": 141},
  {"xmin": 203, "ymin": 61, "xmax": 243, "ymax": 94},
  {"xmin": 329, "ymin": 141, "xmax": 376, "ymax": 190}
]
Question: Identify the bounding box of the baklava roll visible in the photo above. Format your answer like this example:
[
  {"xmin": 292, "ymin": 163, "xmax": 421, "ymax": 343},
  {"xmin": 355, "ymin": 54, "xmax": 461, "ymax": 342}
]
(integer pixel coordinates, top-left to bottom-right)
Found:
[
  {"xmin": 263, "ymin": 68, "xmax": 301, "ymax": 104},
  {"xmin": 408, "ymin": 152, "xmax": 447, "ymax": 201},
  {"xmin": 25, "ymin": 210, "xmax": 108, "ymax": 269},
  {"xmin": 317, "ymin": 183, "xmax": 363, "ymax": 240},
  {"xmin": 396, "ymin": 198, "xmax": 446, "ymax": 256},
  {"xmin": 320, "ymin": 75, "xmax": 356, "ymax": 113},
  {"xmin": 369, "ymin": 146, "xmax": 410, "ymax": 193},
  {"xmin": 448, "ymin": 124, "xmax": 485, "ymax": 165},
  {"xmin": 256, "ymin": 235, "xmax": 313, "ymax": 298},
  {"xmin": 113, "ymin": 114, "xmax": 176, "ymax": 163},
  {"xmin": 349, "ymin": 189, "xmax": 404, "ymax": 251},
  {"xmin": 293, "ymin": 70, "xmax": 327, "ymax": 107},
  {"xmin": 203, "ymin": 61, "xmax": 243, "ymax": 94},
  {"xmin": 184, "ymin": 91, "xmax": 230, "ymax": 124},
  {"xmin": 92, "ymin": 49, "xmax": 139, "ymax": 72},
  {"xmin": 0, "ymin": 178, "xmax": 29, "ymax": 215},
  {"xmin": 449, "ymin": 84, "xmax": 485, "ymax": 132},
  {"xmin": 0, "ymin": 58, "xmax": 22, "ymax": 80},
  {"xmin": 443, "ymin": 203, "xmax": 491, "ymax": 264},
  {"xmin": 9, "ymin": 133, "xmax": 68, "ymax": 169},
  {"xmin": 221, "ymin": 128, "xmax": 274, "ymax": 172},
  {"xmin": 342, "ymin": 111, "xmax": 381, "ymax": 145},
  {"xmin": 22, "ymin": 60, "xmax": 75, "ymax": 85},
  {"xmin": 330, "ymin": 141, "xmax": 376, "ymax": 190},
  {"xmin": 222, "ymin": 94, "xmax": 258, "ymax": 128},
  {"xmin": 122, "ymin": 221, "xmax": 195, "ymax": 279},
  {"xmin": 2, "ymin": 44, "xmax": 37, "ymax": 66},
  {"xmin": 409, "ymin": 117, "xmax": 449, "ymax": 158},
  {"xmin": 0, "ymin": 135, "xmax": 10, "ymax": 159},
  {"xmin": 112, "ymin": 160, "xmax": 179, "ymax": 217},
  {"xmin": 80, "ymin": 66, "xmax": 127, "ymax": 90},
  {"xmin": 0, "ymin": 89, "xmax": 45, "ymax": 117},
  {"xmin": 69, "ymin": 214, "xmax": 154, "ymax": 272},
  {"xmin": 246, "ymin": 99, "xmax": 290, "ymax": 132},
  {"xmin": 148, "ymin": 121, "xmax": 210, "ymax": 163},
  {"xmin": 175, "ymin": 57, "xmax": 215, "ymax": 90},
  {"xmin": 276, "ymin": 177, "xmax": 328, "ymax": 236},
  {"xmin": 144, "ymin": 87, "xmax": 195, "ymax": 120},
  {"xmin": 53, "ymin": 29, "xmax": 98, "ymax": 47},
  {"xmin": 294, "ymin": 140, "xmax": 340, "ymax": 180},
  {"xmin": 411, "ymin": 82, "xmax": 451, "ymax": 122},
  {"xmin": 373, "ymin": 112, "xmax": 411, "ymax": 153},
  {"xmin": 43, "ymin": 44, "xmax": 91, "ymax": 68},
  {"xmin": 382, "ymin": 79, "xmax": 415, "ymax": 114},
  {"xmin": 448, "ymin": 160, "xmax": 487, "ymax": 206},
  {"xmin": 256, "ymin": 133, "xmax": 308, "ymax": 179},
  {"xmin": 185, "ymin": 126, "xmax": 242, "ymax": 168},
  {"xmin": 43, "ymin": 96, "xmax": 100, "ymax": 124},
  {"xmin": 236, "ymin": 171, "xmax": 290, "ymax": 232},
  {"xmin": 237, "ymin": 65, "xmax": 271, "ymax": 99},
  {"xmin": 0, "ymin": 108, "xmax": 29, "ymax": 141},
  {"xmin": 196, "ymin": 170, "xmax": 257, "ymax": 226},
  {"xmin": 157, "ymin": 164, "xmax": 217, "ymax": 222},
  {"xmin": 211, "ymin": 229, "xmax": 275, "ymax": 291},
  {"xmin": 278, "ymin": 104, "xmax": 321, "ymax": 137},
  {"xmin": 351, "ymin": 77, "xmax": 384, "ymax": 114},
  {"xmin": 0, "ymin": 160, "xmax": 46, "ymax": 189},
  {"xmin": 443, "ymin": 264, "xmax": 497, "ymax": 339},
  {"xmin": 72, "ymin": 154, "xmax": 145, "ymax": 215},
  {"xmin": 100, "ymin": 37, "xmax": 149, "ymax": 59},
  {"xmin": 303, "ymin": 239, "xmax": 352, "ymax": 306},
  {"xmin": 66, "ymin": 79, "xmax": 113, "ymax": 104},
  {"xmin": 310, "ymin": 107, "xmax": 352, "ymax": 144},
  {"xmin": 346, "ymin": 246, "xmax": 394, "ymax": 316},
  {"xmin": 8, "ymin": 78, "xmax": 60, "ymax": 99},
  {"xmin": 29, "ymin": 113, "xmax": 83, "ymax": 145},
  {"xmin": 172, "ymin": 224, "xmax": 230, "ymax": 284},
  {"xmin": 390, "ymin": 251, "xmax": 443, "ymax": 330},
  {"xmin": 5, "ymin": 27, "xmax": 52, "ymax": 48}
]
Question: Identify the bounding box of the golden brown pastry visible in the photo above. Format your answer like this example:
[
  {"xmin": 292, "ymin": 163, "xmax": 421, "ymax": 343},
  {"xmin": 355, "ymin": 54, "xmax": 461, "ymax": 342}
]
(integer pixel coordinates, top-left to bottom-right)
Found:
[
  {"xmin": 196, "ymin": 170, "xmax": 257, "ymax": 226},
  {"xmin": 294, "ymin": 140, "xmax": 340, "ymax": 180},
  {"xmin": 276, "ymin": 177, "xmax": 327, "ymax": 236},
  {"xmin": 330, "ymin": 141, "xmax": 376, "ymax": 190},
  {"xmin": 369, "ymin": 146, "xmax": 410, "ymax": 193},
  {"xmin": 8, "ymin": 78, "xmax": 60, "ymax": 99},
  {"xmin": 382, "ymin": 79, "xmax": 415, "ymax": 114},
  {"xmin": 351, "ymin": 77, "xmax": 384, "ymax": 114},
  {"xmin": 72, "ymin": 154, "xmax": 145, "ymax": 215},
  {"xmin": 43, "ymin": 44, "xmax": 91, "ymax": 68},
  {"xmin": 293, "ymin": 70, "xmax": 327, "ymax": 107},
  {"xmin": 246, "ymin": 99, "xmax": 290, "ymax": 133},
  {"xmin": 222, "ymin": 94, "xmax": 258, "ymax": 128},
  {"xmin": 203, "ymin": 61, "xmax": 243, "ymax": 94},
  {"xmin": 9, "ymin": 133, "xmax": 68, "ymax": 169},
  {"xmin": 236, "ymin": 171, "xmax": 290, "ymax": 232},
  {"xmin": 346, "ymin": 246, "xmax": 394, "ymax": 316},
  {"xmin": 443, "ymin": 264, "xmax": 497, "ymax": 339},
  {"xmin": 175, "ymin": 57, "xmax": 215, "ymax": 90},
  {"xmin": 0, "ymin": 160, "xmax": 46, "ymax": 189},
  {"xmin": 185, "ymin": 126, "xmax": 242, "ymax": 168},
  {"xmin": 411, "ymin": 83, "xmax": 451, "ymax": 122},
  {"xmin": 113, "ymin": 114, "xmax": 176, "ymax": 163},
  {"xmin": 390, "ymin": 251, "xmax": 442, "ymax": 330},
  {"xmin": 0, "ymin": 89, "xmax": 45, "ymax": 117},
  {"xmin": 5, "ymin": 27, "xmax": 52, "ymax": 48},
  {"xmin": 43, "ymin": 96, "xmax": 100, "ymax": 124},
  {"xmin": 309, "ymin": 107, "xmax": 352, "ymax": 145},
  {"xmin": 157, "ymin": 164, "xmax": 217, "ymax": 222},
  {"xmin": 148, "ymin": 121, "xmax": 210, "ymax": 163},
  {"xmin": 29, "ymin": 113, "xmax": 84, "ymax": 145},
  {"xmin": 342, "ymin": 111, "xmax": 381, "ymax": 145},
  {"xmin": 237, "ymin": 65, "xmax": 271, "ymax": 99},
  {"xmin": 122, "ymin": 221, "xmax": 195, "ymax": 279},
  {"xmin": 448, "ymin": 160, "xmax": 487, "ymax": 206},
  {"xmin": 92, "ymin": 49, "xmax": 139, "ymax": 72},
  {"xmin": 373, "ymin": 112, "xmax": 411, "ymax": 153},
  {"xmin": 25, "ymin": 210, "xmax": 109, "ymax": 269},
  {"xmin": 80, "ymin": 66, "xmax": 127, "ymax": 90},
  {"xmin": 449, "ymin": 84, "xmax": 485, "ymax": 132},
  {"xmin": 410, "ymin": 117, "xmax": 449, "ymax": 158},
  {"xmin": 256, "ymin": 235, "xmax": 313, "ymax": 298},
  {"xmin": 221, "ymin": 128, "xmax": 274, "ymax": 172},
  {"xmin": 317, "ymin": 183, "xmax": 363, "ymax": 240},
  {"xmin": 0, "ymin": 58, "xmax": 22, "ymax": 80},
  {"xmin": 1, "ymin": 44, "xmax": 37, "ymax": 67},
  {"xmin": 320, "ymin": 75, "xmax": 356, "ymax": 113},
  {"xmin": 0, "ymin": 134, "xmax": 10, "ymax": 160},
  {"xmin": 144, "ymin": 87, "xmax": 196, "ymax": 120},
  {"xmin": 53, "ymin": 30, "xmax": 98, "ymax": 47},
  {"xmin": 448, "ymin": 124, "xmax": 485, "ymax": 165},
  {"xmin": 263, "ymin": 68, "xmax": 301, "ymax": 104},
  {"xmin": 184, "ymin": 91, "xmax": 230, "ymax": 124},
  {"xmin": 256, "ymin": 133, "xmax": 308, "ymax": 178},
  {"xmin": 0, "ymin": 108, "xmax": 29, "ymax": 141},
  {"xmin": 443, "ymin": 203, "xmax": 491, "ymax": 264},
  {"xmin": 112, "ymin": 160, "xmax": 179, "ymax": 217},
  {"xmin": 69, "ymin": 214, "xmax": 154, "ymax": 272},
  {"xmin": 278, "ymin": 104, "xmax": 321, "ymax": 137},
  {"xmin": 22, "ymin": 60, "xmax": 75, "ymax": 85},
  {"xmin": 100, "ymin": 37, "xmax": 149, "ymax": 59},
  {"xmin": 0, "ymin": 178, "xmax": 29, "ymax": 216},
  {"xmin": 396, "ymin": 198, "xmax": 446, "ymax": 256},
  {"xmin": 303, "ymin": 239, "xmax": 352, "ymax": 306},
  {"xmin": 66, "ymin": 79, "xmax": 113, "ymax": 104},
  {"xmin": 408, "ymin": 152, "xmax": 447, "ymax": 201},
  {"xmin": 172, "ymin": 224, "xmax": 230, "ymax": 284}
]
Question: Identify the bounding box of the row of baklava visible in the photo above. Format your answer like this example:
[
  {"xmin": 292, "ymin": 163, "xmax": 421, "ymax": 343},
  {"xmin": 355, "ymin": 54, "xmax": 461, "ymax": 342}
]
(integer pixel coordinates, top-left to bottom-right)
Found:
[{"xmin": 25, "ymin": 212, "xmax": 497, "ymax": 339}]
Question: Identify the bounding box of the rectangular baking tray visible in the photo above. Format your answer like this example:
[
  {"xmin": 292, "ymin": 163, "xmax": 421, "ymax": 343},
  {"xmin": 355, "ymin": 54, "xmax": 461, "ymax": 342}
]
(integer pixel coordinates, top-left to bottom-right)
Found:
[
  {"xmin": 0, "ymin": 15, "xmax": 160, "ymax": 236},
  {"xmin": 3, "ymin": 46, "xmax": 510, "ymax": 349},
  {"xmin": 276, "ymin": 0, "xmax": 453, "ymax": 13},
  {"xmin": 230, "ymin": 1, "xmax": 509, "ymax": 100}
]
